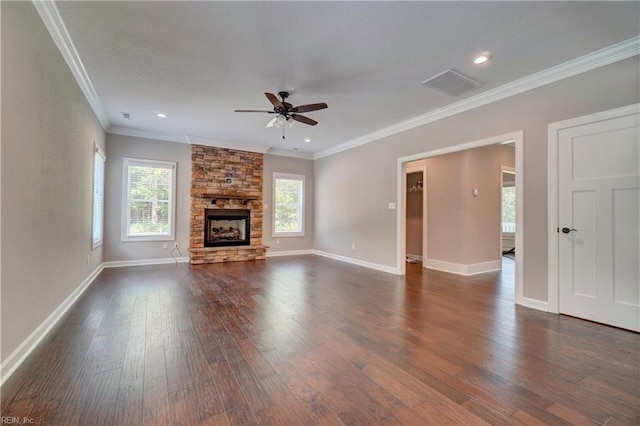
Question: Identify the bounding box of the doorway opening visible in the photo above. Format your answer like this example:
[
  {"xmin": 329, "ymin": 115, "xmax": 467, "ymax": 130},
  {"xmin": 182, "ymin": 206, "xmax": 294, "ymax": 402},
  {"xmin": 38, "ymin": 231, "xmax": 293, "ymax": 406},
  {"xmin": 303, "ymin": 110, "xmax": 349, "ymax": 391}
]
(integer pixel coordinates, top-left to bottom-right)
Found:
[
  {"xmin": 501, "ymin": 166, "xmax": 516, "ymax": 260},
  {"xmin": 405, "ymin": 166, "xmax": 426, "ymax": 266},
  {"xmin": 397, "ymin": 131, "xmax": 524, "ymax": 306}
]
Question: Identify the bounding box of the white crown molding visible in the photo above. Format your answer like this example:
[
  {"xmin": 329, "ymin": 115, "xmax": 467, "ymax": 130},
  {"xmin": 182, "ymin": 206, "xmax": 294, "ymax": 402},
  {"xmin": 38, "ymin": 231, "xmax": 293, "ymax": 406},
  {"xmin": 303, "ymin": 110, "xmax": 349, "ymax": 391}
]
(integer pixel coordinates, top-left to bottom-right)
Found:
[
  {"xmin": 314, "ymin": 36, "xmax": 640, "ymax": 160},
  {"xmin": 186, "ymin": 135, "xmax": 270, "ymax": 154},
  {"xmin": 266, "ymin": 148, "xmax": 314, "ymax": 160},
  {"xmin": 108, "ymin": 126, "xmax": 190, "ymax": 144},
  {"xmin": 32, "ymin": 0, "xmax": 110, "ymax": 130},
  {"xmin": 108, "ymin": 127, "xmax": 278, "ymax": 154},
  {"xmin": 33, "ymin": 1, "xmax": 638, "ymax": 160}
]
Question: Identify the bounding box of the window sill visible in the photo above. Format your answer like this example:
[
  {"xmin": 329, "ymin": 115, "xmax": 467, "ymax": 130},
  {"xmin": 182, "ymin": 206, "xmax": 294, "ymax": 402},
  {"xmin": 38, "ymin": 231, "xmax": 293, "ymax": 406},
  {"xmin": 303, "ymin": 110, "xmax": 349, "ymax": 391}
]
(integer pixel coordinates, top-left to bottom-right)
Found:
[
  {"xmin": 272, "ymin": 233, "xmax": 305, "ymax": 238},
  {"xmin": 122, "ymin": 235, "xmax": 175, "ymax": 243}
]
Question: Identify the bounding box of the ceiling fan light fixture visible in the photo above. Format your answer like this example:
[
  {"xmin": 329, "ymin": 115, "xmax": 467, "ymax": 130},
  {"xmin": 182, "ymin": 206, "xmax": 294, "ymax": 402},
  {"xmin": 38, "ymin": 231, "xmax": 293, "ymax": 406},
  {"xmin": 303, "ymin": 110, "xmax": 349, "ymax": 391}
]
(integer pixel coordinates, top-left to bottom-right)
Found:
[
  {"xmin": 266, "ymin": 116, "xmax": 278, "ymax": 128},
  {"xmin": 272, "ymin": 115, "xmax": 286, "ymax": 128}
]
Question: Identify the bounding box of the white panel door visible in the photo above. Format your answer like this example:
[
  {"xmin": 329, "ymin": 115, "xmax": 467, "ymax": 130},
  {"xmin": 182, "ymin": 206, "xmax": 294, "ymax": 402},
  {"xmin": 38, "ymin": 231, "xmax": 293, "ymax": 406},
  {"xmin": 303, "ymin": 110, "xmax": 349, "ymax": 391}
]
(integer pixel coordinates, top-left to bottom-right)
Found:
[{"xmin": 558, "ymin": 113, "xmax": 640, "ymax": 331}]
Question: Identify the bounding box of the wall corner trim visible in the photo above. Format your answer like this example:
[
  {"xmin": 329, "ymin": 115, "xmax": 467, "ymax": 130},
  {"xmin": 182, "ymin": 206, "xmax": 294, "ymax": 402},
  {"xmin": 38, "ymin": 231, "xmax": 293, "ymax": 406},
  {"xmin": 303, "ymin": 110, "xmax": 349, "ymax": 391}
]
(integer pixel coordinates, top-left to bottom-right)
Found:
[
  {"xmin": 312, "ymin": 250, "xmax": 400, "ymax": 275},
  {"xmin": 0, "ymin": 264, "xmax": 105, "ymax": 387},
  {"xmin": 32, "ymin": 0, "xmax": 110, "ymax": 130}
]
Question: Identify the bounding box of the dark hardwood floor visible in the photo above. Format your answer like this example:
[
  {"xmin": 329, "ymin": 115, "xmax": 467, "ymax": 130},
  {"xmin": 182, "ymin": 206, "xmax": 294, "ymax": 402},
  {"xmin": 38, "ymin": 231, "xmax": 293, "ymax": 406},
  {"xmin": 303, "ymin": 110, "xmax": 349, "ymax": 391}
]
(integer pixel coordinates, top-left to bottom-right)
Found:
[{"xmin": 2, "ymin": 256, "xmax": 639, "ymax": 425}]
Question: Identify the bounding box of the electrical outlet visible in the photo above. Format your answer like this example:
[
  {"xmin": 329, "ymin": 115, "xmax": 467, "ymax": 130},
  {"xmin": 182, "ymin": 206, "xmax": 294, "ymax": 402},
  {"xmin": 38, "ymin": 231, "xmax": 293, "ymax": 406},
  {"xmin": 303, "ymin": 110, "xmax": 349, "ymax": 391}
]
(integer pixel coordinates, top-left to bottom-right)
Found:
[
  {"xmin": 276, "ymin": 239, "xmax": 280, "ymax": 244},
  {"xmin": 162, "ymin": 242, "xmax": 168, "ymax": 249},
  {"xmin": 86, "ymin": 254, "xmax": 90, "ymax": 265},
  {"xmin": 174, "ymin": 242, "xmax": 179, "ymax": 248},
  {"xmin": 352, "ymin": 243, "xmax": 356, "ymax": 250}
]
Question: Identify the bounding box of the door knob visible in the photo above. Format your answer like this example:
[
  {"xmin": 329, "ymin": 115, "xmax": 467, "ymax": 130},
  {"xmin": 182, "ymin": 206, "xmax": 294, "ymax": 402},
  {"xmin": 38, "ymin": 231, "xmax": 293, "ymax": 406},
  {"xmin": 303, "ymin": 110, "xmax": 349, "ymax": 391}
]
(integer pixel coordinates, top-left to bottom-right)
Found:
[{"xmin": 561, "ymin": 227, "xmax": 577, "ymax": 234}]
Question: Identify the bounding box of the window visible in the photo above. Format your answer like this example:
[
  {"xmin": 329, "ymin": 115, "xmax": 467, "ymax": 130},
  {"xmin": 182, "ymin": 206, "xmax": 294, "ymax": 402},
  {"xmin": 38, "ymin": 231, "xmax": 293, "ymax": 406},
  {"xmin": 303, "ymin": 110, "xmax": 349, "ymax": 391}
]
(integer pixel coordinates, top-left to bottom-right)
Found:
[
  {"xmin": 502, "ymin": 185, "xmax": 516, "ymax": 233},
  {"xmin": 273, "ymin": 172, "xmax": 305, "ymax": 237},
  {"xmin": 91, "ymin": 145, "xmax": 106, "ymax": 249},
  {"xmin": 122, "ymin": 158, "xmax": 176, "ymax": 241}
]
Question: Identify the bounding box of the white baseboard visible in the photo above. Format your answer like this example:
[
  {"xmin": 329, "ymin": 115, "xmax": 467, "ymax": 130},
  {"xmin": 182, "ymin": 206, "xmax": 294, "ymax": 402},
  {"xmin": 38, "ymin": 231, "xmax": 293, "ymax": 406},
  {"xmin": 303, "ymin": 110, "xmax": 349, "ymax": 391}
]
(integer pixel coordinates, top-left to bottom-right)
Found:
[
  {"xmin": 424, "ymin": 258, "xmax": 502, "ymax": 276},
  {"xmin": 406, "ymin": 254, "xmax": 423, "ymax": 261},
  {"xmin": 312, "ymin": 250, "xmax": 399, "ymax": 275},
  {"xmin": 517, "ymin": 296, "xmax": 549, "ymax": 312},
  {"xmin": 0, "ymin": 264, "xmax": 104, "ymax": 387},
  {"xmin": 266, "ymin": 249, "xmax": 314, "ymax": 257},
  {"xmin": 102, "ymin": 257, "xmax": 190, "ymax": 268}
]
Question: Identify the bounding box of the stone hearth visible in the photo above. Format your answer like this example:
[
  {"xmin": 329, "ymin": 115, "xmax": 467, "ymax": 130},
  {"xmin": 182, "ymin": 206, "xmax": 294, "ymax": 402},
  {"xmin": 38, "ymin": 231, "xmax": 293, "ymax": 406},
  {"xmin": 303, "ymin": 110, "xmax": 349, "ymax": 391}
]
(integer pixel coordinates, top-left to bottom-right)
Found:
[{"xmin": 189, "ymin": 145, "xmax": 266, "ymax": 264}]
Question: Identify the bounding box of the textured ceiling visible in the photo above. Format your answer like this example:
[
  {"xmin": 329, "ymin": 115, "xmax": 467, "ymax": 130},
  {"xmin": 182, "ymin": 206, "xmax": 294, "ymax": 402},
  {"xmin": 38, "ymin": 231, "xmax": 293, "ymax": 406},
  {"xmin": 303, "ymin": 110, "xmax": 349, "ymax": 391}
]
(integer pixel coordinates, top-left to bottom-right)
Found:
[{"xmin": 55, "ymin": 1, "xmax": 640, "ymax": 155}]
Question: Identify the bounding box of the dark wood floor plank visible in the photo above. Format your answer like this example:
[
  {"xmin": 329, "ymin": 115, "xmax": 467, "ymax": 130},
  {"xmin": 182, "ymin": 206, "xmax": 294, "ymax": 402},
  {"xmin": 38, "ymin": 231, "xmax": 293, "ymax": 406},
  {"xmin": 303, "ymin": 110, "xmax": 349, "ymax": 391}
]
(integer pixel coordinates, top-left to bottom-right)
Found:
[
  {"xmin": 113, "ymin": 292, "xmax": 147, "ymax": 426},
  {"xmin": 142, "ymin": 278, "xmax": 171, "ymax": 426},
  {"xmin": 209, "ymin": 361, "xmax": 258, "ymax": 425},
  {"xmin": 2, "ymin": 257, "xmax": 638, "ymax": 425}
]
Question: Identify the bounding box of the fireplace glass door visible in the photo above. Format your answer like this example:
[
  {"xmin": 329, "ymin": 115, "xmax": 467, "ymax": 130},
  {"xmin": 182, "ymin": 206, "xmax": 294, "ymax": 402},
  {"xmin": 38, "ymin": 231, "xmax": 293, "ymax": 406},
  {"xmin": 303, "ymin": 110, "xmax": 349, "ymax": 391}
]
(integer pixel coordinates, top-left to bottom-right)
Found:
[{"xmin": 204, "ymin": 209, "xmax": 250, "ymax": 247}]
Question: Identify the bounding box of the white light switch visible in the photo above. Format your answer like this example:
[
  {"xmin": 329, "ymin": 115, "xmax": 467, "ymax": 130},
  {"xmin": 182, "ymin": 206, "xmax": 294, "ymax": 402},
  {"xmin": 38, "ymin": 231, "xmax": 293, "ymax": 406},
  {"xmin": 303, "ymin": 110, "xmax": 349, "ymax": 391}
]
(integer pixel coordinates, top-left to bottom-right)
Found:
[
  {"xmin": 388, "ymin": 202, "xmax": 396, "ymax": 210},
  {"xmin": 472, "ymin": 188, "xmax": 479, "ymax": 197}
]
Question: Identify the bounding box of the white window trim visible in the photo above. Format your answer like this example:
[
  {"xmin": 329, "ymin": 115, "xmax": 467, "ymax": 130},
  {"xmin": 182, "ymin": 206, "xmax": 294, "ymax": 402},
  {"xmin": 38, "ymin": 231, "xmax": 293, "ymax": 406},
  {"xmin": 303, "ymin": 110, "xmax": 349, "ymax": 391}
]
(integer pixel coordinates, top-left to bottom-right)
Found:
[
  {"xmin": 272, "ymin": 172, "xmax": 305, "ymax": 237},
  {"xmin": 122, "ymin": 157, "xmax": 177, "ymax": 242},
  {"xmin": 91, "ymin": 144, "xmax": 106, "ymax": 249}
]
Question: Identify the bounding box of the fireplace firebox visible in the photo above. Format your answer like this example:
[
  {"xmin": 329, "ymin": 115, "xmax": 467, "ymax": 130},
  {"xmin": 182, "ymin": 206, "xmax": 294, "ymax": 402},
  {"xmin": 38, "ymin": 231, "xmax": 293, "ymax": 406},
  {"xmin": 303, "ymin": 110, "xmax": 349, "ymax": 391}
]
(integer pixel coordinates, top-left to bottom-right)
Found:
[{"xmin": 204, "ymin": 209, "xmax": 251, "ymax": 247}]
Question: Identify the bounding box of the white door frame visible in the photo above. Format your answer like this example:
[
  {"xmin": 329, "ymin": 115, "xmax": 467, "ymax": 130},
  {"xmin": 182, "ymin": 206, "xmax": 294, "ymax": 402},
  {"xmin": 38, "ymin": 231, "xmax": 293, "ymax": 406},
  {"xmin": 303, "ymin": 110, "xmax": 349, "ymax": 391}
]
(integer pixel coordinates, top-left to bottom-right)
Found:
[
  {"xmin": 396, "ymin": 130, "xmax": 524, "ymax": 305},
  {"xmin": 405, "ymin": 165, "xmax": 427, "ymax": 263},
  {"xmin": 547, "ymin": 103, "xmax": 640, "ymax": 313}
]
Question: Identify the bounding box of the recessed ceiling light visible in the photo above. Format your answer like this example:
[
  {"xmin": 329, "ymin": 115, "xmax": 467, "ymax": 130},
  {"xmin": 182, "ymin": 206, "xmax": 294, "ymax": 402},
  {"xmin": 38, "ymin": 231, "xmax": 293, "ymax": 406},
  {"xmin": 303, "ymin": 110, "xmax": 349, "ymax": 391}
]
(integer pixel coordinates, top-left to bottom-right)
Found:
[
  {"xmin": 472, "ymin": 52, "xmax": 492, "ymax": 65},
  {"xmin": 156, "ymin": 113, "xmax": 168, "ymax": 118},
  {"xmin": 304, "ymin": 137, "xmax": 311, "ymax": 143}
]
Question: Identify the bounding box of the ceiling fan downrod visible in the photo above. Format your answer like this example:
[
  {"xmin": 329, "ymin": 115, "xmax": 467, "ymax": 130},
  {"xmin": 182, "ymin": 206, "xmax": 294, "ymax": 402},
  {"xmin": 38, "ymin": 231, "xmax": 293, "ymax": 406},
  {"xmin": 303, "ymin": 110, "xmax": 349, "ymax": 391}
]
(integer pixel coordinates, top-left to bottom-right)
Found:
[{"xmin": 278, "ymin": 91, "xmax": 289, "ymax": 102}]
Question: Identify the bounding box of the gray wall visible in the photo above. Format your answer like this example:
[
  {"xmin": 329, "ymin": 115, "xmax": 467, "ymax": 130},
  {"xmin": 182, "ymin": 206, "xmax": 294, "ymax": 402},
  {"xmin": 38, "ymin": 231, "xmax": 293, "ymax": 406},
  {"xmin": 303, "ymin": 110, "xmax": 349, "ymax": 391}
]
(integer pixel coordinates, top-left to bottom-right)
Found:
[
  {"xmin": 314, "ymin": 56, "xmax": 640, "ymax": 302},
  {"xmin": 104, "ymin": 138, "xmax": 314, "ymax": 260},
  {"xmin": 262, "ymin": 154, "xmax": 315, "ymax": 252},
  {"xmin": 104, "ymin": 134, "xmax": 191, "ymax": 261},
  {"xmin": 1, "ymin": 2, "xmax": 106, "ymax": 362}
]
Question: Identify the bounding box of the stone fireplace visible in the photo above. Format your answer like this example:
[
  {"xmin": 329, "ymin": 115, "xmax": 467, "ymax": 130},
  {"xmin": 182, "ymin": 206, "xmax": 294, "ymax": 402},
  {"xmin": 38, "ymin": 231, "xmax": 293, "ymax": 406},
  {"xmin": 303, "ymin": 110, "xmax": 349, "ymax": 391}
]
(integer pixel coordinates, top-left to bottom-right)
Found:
[{"xmin": 189, "ymin": 145, "xmax": 267, "ymax": 264}]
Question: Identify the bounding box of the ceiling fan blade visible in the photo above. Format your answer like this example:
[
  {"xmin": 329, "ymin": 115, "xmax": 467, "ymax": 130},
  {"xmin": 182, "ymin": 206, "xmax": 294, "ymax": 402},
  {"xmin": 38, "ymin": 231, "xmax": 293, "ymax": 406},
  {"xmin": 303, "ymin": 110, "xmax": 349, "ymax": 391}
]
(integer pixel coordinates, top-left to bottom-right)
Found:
[
  {"xmin": 235, "ymin": 109, "xmax": 275, "ymax": 113},
  {"xmin": 291, "ymin": 114, "xmax": 318, "ymax": 126},
  {"xmin": 265, "ymin": 92, "xmax": 283, "ymax": 109},
  {"xmin": 289, "ymin": 103, "xmax": 328, "ymax": 113}
]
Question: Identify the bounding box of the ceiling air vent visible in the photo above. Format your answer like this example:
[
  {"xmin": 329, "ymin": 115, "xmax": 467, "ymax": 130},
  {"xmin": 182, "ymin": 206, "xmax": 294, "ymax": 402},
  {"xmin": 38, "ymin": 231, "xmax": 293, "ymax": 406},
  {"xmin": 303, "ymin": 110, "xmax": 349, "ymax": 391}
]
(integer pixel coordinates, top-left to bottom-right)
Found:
[{"xmin": 421, "ymin": 69, "xmax": 482, "ymax": 97}]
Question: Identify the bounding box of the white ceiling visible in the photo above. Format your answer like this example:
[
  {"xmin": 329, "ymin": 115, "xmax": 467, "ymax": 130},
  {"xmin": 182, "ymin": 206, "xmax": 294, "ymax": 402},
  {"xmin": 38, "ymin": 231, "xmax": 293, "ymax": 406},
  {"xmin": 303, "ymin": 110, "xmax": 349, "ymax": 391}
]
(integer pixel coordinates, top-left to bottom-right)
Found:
[{"xmin": 53, "ymin": 1, "xmax": 639, "ymax": 156}]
